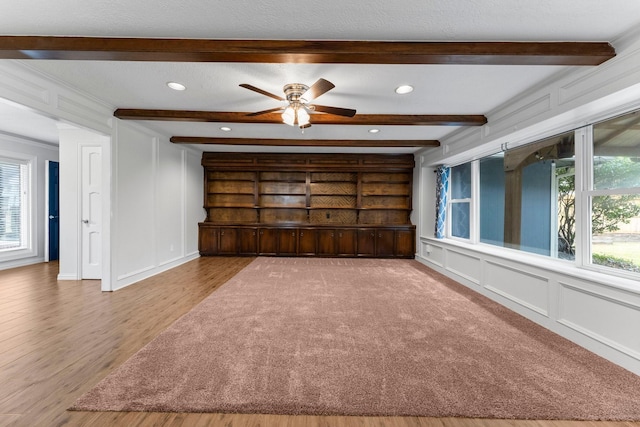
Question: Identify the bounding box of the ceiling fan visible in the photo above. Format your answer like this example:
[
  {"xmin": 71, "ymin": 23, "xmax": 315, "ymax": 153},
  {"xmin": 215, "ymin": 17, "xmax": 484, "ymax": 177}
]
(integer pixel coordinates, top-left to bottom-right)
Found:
[{"xmin": 239, "ymin": 78, "xmax": 356, "ymax": 129}]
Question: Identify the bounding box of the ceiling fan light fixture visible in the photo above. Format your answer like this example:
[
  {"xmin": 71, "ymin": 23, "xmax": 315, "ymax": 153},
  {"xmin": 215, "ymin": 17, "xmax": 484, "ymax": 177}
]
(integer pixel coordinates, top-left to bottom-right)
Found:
[
  {"xmin": 241, "ymin": 78, "xmax": 355, "ymax": 128},
  {"xmin": 167, "ymin": 81, "xmax": 186, "ymax": 91},
  {"xmin": 282, "ymin": 106, "xmax": 296, "ymax": 126},
  {"xmin": 395, "ymin": 85, "xmax": 414, "ymax": 94},
  {"xmin": 297, "ymin": 107, "xmax": 310, "ymax": 127}
]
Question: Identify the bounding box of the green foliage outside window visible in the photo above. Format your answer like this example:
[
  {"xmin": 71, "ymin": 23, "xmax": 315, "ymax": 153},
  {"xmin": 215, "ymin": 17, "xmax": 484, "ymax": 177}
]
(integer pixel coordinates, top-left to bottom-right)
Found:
[{"xmin": 557, "ymin": 158, "xmax": 640, "ymax": 271}]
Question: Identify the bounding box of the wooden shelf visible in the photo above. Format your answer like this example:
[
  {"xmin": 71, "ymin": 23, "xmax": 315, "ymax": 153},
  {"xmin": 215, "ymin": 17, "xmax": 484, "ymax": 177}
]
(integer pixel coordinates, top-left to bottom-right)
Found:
[{"xmin": 200, "ymin": 152, "xmax": 415, "ymax": 257}]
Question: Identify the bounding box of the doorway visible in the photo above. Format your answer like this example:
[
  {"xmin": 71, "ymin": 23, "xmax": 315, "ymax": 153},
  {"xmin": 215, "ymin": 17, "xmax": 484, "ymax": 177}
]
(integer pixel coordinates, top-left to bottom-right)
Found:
[{"xmin": 46, "ymin": 160, "xmax": 60, "ymax": 262}]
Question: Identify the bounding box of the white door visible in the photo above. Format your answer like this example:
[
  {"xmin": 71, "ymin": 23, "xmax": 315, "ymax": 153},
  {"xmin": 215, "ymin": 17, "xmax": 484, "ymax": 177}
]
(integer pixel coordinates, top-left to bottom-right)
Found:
[{"xmin": 81, "ymin": 145, "xmax": 102, "ymax": 279}]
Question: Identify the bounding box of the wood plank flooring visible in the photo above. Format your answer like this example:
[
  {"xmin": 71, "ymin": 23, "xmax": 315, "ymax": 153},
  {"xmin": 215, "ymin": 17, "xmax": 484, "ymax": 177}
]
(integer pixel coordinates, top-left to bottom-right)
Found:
[{"xmin": 0, "ymin": 257, "xmax": 638, "ymax": 427}]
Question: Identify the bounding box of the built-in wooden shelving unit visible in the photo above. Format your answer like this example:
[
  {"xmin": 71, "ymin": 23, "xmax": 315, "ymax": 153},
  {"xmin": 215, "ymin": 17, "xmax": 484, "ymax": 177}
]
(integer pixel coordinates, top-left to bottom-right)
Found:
[{"xmin": 199, "ymin": 152, "xmax": 415, "ymax": 258}]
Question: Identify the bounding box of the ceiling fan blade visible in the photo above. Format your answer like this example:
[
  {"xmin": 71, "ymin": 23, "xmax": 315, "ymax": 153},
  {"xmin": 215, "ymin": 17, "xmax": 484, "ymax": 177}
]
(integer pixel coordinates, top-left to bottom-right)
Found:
[
  {"xmin": 302, "ymin": 78, "xmax": 335, "ymax": 101},
  {"xmin": 311, "ymin": 104, "xmax": 357, "ymax": 118},
  {"xmin": 246, "ymin": 106, "xmax": 285, "ymax": 116},
  {"xmin": 239, "ymin": 83, "xmax": 285, "ymax": 101}
]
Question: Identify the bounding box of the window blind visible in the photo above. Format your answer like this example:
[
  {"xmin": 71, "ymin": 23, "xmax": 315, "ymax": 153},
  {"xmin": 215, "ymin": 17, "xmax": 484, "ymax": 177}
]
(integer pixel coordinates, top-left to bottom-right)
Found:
[{"xmin": 0, "ymin": 158, "xmax": 27, "ymax": 250}]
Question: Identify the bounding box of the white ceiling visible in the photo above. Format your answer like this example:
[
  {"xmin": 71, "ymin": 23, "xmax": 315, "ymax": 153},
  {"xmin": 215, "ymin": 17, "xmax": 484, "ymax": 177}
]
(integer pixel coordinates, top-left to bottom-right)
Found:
[{"xmin": 2, "ymin": 0, "xmax": 640, "ymax": 153}]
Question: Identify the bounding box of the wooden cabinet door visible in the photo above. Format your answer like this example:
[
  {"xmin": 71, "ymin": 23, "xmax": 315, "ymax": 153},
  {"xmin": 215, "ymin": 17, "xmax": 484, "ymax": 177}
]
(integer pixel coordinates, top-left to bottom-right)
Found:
[
  {"xmin": 278, "ymin": 229, "xmax": 298, "ymax": 255},
  {"xmin": 218, "ymin": 228, "xmax": 238, "ymax": 255},
  {"xmin": 395, "ymin": 228, "xmax": 415, "ymax": 257},
  {"xmin": 198, "ymin": 226, "xmax": 219, "ymax": 255},
  {"xmin": 357, "ymin": 229, "xmax": 376, "ymax": 256},
  {"xmin": 258, "ymin": 228, "xmax": 278, "ymax": 255},
  {"xmin": 376, "ymin": 229, "xmax": 395, "ymax": 257},
  {"xmin": 298, "ymin": 228, "xmax": 317, "ymax": 255},
  {"xmin": 336, "ymin": 229, "xmax": 357, "ymax": 256},
  {"xmin": 317, "ymin": 229, "xmax": 336, "ymax": 255},
  {"xmin": 239, "ymin": 228, "xmax": 258, "ymax": 255}
]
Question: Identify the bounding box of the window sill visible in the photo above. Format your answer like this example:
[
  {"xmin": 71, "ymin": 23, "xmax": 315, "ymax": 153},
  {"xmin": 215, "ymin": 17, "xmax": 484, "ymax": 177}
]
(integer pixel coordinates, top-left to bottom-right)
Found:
[{"xmin": 0, "ymin": 247, "xmax": 37, "ymax": 263}]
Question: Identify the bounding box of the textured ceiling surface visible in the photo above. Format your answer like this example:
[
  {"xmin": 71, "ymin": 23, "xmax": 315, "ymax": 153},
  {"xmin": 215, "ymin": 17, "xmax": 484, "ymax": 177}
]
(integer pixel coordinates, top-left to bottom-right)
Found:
[
  {"xmin": 3, "ymin": 0, "xmax": 640, "ymax": 40},
  {"xmin": 2, "ymin": 1, "xmax": 640, "ymax": 153}
]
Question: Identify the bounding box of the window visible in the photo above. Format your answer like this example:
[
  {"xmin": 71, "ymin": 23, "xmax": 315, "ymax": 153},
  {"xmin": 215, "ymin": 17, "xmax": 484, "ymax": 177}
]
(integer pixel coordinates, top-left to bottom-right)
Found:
[
  {"xmin": 449, "ymin": 163, "xmax": 471, "ymax": 239},
  {"xmin": 477, "ymin": 131, "xmax": 576, "ymax": 257},
  {"xmin": 0, "ymin": 157, "xmax": 30, "ymax": 251},
  {"xmin": 589, "ymin": 112, "xmax": 640, "ymax": 274},
  {"xmin": 438, "ymin": 108, "xmax": 640, "ymax": 280}
]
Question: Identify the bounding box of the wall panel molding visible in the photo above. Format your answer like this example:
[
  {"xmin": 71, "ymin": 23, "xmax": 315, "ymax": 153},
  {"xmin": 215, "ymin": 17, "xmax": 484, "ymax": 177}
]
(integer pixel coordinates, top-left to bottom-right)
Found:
[
  {"xmin": 558, "ymin": 281, "xmax": 640, "ymax": 360},
  {"xmin": 559, "ymin": 45, "xmax": 640, "ymax": 106},
  {"xmin": 445, "ymin": 249, "xmax": 481, "ymax": 285},
  {"xmin": 112, "ymin": 121, "xmax": 202, "ymax": 290},
  {"xmin": 483, "ymin": 94, "xmax": 552, "ymax": 139},
  {"xmin": 57, "ymin": 94, "xmax": 112, "ymax": 133},
  {"xmin": 484, "ymin": 259, "xmax": 549, "ymax": 317},
  {"xmin": 0, "ymin": 64, "xmax": 50, "ymax": 106},
  {"xmin": 0, "ymin": 62, "xmax": 114, "ymax": 134},
  {"xmin": 116, "ymin": 264, "xmax": 156, "ymax": 281}
]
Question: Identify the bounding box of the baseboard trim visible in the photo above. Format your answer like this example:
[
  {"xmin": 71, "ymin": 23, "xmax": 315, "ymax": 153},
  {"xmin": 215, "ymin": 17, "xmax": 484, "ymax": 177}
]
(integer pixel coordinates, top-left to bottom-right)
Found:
[{"xmin": 111, "ymin": 253, "xmax": 201, "ymax": 292}]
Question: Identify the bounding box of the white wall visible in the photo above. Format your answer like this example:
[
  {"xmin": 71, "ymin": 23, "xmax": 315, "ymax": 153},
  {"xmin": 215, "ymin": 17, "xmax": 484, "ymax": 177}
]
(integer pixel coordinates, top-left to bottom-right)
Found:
[
  {"xmin": 0, "ymin": 133, "xmax": 58, "ymax": 270},
  {"xmin": 185, "ymin": 149, "xmax": 204, "ymax": 255},
  {"xmin": 111, "ymin": 121, "xmax": 203, "ymax": 291},
  {"xmin": 413, "ymin": 29, "xmax": 640, "ymax": 375}
]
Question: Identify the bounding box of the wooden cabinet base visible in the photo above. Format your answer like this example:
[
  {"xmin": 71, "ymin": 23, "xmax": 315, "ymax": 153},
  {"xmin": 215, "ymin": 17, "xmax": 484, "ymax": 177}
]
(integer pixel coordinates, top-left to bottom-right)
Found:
[{"xmin": 199, "ymin": 224, "xmax": 415, "ymax": 258}]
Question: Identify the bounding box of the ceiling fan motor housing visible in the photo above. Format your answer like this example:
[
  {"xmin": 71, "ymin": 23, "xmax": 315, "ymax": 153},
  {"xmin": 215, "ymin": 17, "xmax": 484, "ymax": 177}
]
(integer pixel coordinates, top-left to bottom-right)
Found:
[{"xmin": 283, "ymin": 83, "xmax": 309, "ymax": 104}]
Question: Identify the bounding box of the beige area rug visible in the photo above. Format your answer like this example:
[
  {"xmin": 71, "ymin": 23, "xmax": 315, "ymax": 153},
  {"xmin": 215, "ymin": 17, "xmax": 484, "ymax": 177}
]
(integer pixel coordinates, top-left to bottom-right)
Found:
[{"xmin": 71, "ymin": 258, "xmax": 640, "ymax": 420}]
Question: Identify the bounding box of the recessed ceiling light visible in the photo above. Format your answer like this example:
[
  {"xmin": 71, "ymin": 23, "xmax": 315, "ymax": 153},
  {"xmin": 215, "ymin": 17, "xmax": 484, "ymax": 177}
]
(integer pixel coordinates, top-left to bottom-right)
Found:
[
  {"xmin": 220, "ymin": 126, "xmax": 232, "ymax": 132},
  {"xmin": 368, "ymin": 129, "xmax": 380, "ymax": 134},
  {"xmin": 395, "ymin": 85, "xmax": 414, "ymax": 94},
  {"xmin": 167, "ymin": 81, "xmax": 186, "ymax": 91}
]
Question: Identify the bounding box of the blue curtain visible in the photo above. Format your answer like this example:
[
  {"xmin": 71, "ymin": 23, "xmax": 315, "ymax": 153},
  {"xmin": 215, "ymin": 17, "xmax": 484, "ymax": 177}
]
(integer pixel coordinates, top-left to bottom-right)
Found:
[{"xmin": 435, "ymin": 165, "xmax": 450, "ymax": 238}]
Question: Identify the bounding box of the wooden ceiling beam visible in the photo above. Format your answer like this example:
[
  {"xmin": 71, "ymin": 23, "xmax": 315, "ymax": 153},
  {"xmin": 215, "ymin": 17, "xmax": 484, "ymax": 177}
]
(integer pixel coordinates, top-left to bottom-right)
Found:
[
  {"xmin": 114, "ymin": 109, "xmax": 487, "ymax": 126},
  {"xmin": 0, "ymin": 36, "xmax": 615, "ymax": 65},
  {"xmin": 170, "ymin": 137, "xmax": 439, "ymax": 147}
]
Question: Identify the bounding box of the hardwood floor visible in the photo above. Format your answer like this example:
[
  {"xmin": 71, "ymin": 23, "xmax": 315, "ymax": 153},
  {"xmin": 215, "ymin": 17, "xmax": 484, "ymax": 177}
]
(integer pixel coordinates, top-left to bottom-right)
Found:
[{"xmin": 0, "ymin": 258, "xmax": 638, "ymax": 427}]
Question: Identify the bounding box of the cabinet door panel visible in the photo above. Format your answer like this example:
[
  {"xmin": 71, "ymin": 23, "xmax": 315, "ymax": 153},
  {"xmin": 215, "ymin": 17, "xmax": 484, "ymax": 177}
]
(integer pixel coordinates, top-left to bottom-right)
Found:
[
  {"xmin": 357, "ymin": 229, "xmax": 376, "ymax": 256},
  {"xmin": 336, "ymin": 229, "xmax": 357, "ymax": 256},
  {"xmin": 258, "ymin": 228, "xmax": 278, "ymax": 255},
  {"xmin": 219, "ymin": 228, "xmax": 238, "ymax": 255},
  {"xmin": 298, "ymin": 228, "xmax": 317, "ymax": 255},
  {"xmin": 317, "ymin": 229, "xmax": 336, "ymax": 255},
  {"xmin": 395, "ymin": 229, "xmax": 415, "ymax": 257},
  {"xmin": 278, "ymin": 229, "xmax": 298, "ymax": 255},
  {"xmin": 239, "ymin": 228, "xmax": 258, "ymax": 255},
  {"xmin": 376, "ymin": 229, "xmax": 395, "ymax": 256},
  {"xmin": 199, "ymin": 226, "xmax": 219, "ymax": 255}
]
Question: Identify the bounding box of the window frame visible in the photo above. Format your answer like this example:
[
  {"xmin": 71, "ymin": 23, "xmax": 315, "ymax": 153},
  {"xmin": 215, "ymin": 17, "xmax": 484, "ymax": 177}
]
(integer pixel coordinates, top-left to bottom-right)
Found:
[
  {"xmin": 439, "ymin": 115, "xmax": 640, "ymax": 282},
  {"xmin": 0, "ymin": 151, "xmax": 36, "ymax": 262},
  {"xmin": 579, "ymin": 124, "xmax": 640, "ymax": 280},
  {"xmin": 446, "ymin": 161, "xmax": 478, "ymax": 243}
]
